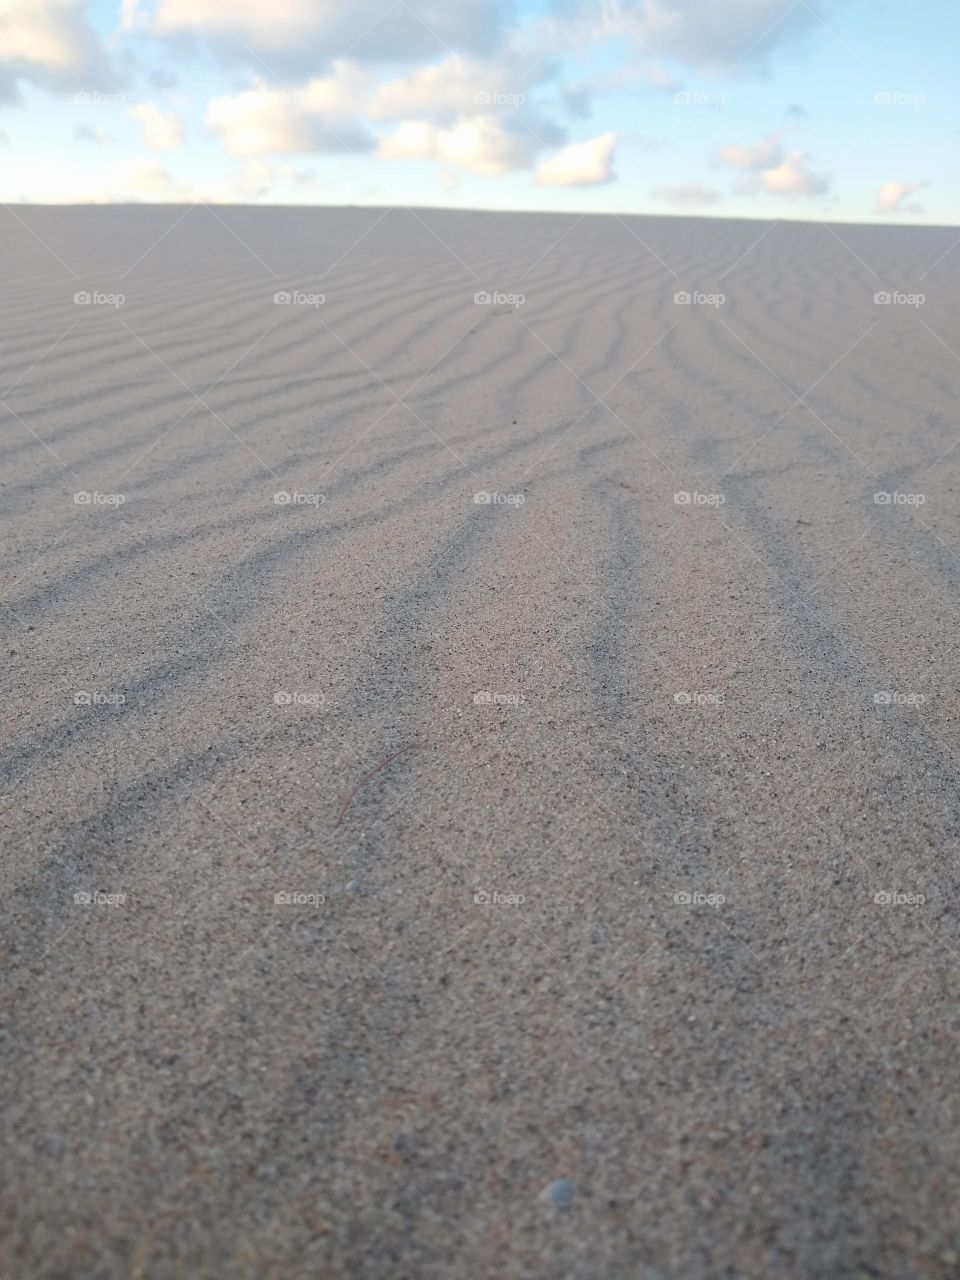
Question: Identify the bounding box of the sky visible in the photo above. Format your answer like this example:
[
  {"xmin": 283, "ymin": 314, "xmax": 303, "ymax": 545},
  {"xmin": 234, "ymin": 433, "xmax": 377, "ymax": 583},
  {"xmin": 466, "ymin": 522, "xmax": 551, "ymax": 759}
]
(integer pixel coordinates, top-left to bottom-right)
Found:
[{"xmin": 0, "ymin": 0, "xmax": 955, "ymax": 222}]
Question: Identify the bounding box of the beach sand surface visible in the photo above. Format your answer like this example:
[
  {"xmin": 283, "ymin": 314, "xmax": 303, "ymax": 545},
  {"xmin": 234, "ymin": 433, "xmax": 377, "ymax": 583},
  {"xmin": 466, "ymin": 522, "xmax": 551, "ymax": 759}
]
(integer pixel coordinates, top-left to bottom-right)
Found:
[{"xmin": 3, "ymin": 206, "xmax": 960, "ymax": 1278}]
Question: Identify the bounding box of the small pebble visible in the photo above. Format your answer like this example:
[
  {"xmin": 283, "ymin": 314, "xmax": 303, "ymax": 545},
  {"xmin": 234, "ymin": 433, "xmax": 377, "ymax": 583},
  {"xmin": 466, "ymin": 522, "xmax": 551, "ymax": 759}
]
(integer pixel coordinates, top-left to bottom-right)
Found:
[
  {"xmin": 540, "ymin": 1178, "xmax": 574, "ymax": 1209},
  {"xmin": 346, "ymin": 880, "xmax": 360, "ymax": 895}
]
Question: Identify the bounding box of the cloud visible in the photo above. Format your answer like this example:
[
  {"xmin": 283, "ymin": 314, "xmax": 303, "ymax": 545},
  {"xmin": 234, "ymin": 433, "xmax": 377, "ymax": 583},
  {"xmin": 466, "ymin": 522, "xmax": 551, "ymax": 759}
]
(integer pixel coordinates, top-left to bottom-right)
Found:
[
  {"xmin": 717, "ymin": 130, "xmax": 829, "ymax": 198},
  {"xmin": 378, "ymin": 120, "xmax": 437, "ymax": 161},
  {"xmin": 227, "ymin": 159, "xmax": 274, "ymax": 199},
  {"xmin": 118, "ymin": 159, "xmax": 180, "ymax": 198},
  {"xmin": 756, "ymin": 149, "xmax": 830, "ymax": 196},
  {"xmin": 371, "ymin": 53, "xmax": 543, "ymax": 123},
  {"xmin": 118, "ymin": 0, "xmax": 141, "ymax": 33},
  {"xmin": 436, "ymin": 118, "xmax": 543, "ymax": 174},
  {"xmin": 559, "ymin": 59, "xmax": 679, "ymax": 120},
  {"xmin": 875, "ymin": 180, "xmax": 927, "ymax": 215},
  {"xmin": 718, "ymin": 132, "xmax": 783, "ymax": 171},
  {"xmin": 204, "ymin": 59, "xmax": 538, "ymax": 159},
  {"xmin": 204, "ymin": 54, "xmax": 546, "ymax": 140},
  {"xmin": 379, "ymin": 116, "xmax": 542, "ymax": 176},
  {"xmin": 535, "ymin": 132, "xmax": 618, "ymax": 187},
  {"xmin": 204, "ymin": 56, "xmax": 566, "ymax": 171},
  {"xmin": 652, "ymin": 182, "xmax": 720, "ymax": 205},
  {"xmin": 0, "ymin": 153, "xmax": 290, "ymax": 203},
  {"xmin": 113, "ymin": 157, "xmax": 283, "ymax": 202},
  {"xmin": 546, "ymin": 0, "xmax": 825, "ymax": 71},
  {"xmin": 129, "ymin": 0, "xmax": 515, "ymax": 67},
  {"xmin": 205, "ymin": 76, "xmax": 376, "ymax": 156},
  {"xmin": 0, "ymin": 0, "xmax": 115, "ymax": 101},
  {"xmin": 130, "ymin": 102, "xmax": 185, "ymax": 150}
]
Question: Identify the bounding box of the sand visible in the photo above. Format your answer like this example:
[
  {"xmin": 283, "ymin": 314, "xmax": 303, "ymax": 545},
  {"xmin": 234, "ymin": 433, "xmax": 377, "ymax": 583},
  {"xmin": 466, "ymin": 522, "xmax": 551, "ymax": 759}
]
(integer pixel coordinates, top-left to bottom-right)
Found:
[{"xmin": 2, "ymin": 205, "xmax": 959, "ymax": 1279}]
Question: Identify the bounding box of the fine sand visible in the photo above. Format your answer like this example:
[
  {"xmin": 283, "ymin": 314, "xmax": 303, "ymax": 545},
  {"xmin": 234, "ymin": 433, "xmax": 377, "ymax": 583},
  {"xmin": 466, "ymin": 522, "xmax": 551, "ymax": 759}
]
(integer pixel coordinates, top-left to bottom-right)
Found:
[{"xmin": 2, "ymin": 205, "xmax": 960, "ymax": 1279}]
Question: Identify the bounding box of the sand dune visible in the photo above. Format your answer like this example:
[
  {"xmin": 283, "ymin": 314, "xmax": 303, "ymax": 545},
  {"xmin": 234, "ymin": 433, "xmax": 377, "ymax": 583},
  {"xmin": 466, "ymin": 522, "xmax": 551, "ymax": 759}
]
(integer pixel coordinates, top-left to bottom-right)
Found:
[{"xmin": 3, "ymin": 205, "xmax": 960, "ymax": 1278}]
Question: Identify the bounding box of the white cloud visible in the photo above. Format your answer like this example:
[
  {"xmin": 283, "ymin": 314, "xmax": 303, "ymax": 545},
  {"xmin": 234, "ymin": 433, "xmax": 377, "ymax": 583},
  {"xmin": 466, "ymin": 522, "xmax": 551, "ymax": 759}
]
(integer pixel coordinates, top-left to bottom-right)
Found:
[
  {"xmin": 652, "ymin": 182, "xmax": 720, "ymax": 205},
  {"xmin": 130, "ymin": 102, "xmax": 185, "ymax": 150},
  {"xmin": 535, "ymin": 133, "xmax": 618, "ymax": 187},
  {"xmin": 718, "ymin": 131, "xmax": 829, "ymax": 198},
  {"xmin": 133, "ymin": 0, "xmax": 514, "ymax": 64},
  {"xmin": 757, "ymin": 149, "xmax": 830, "ymax": 196},
  {"xmin": 18, "ymin": 158, "xmax": 196, "ymax": 203},
  {"xmin": 203, "ymin": 56, "xmax": 544, "ymax": 158},
  {"xmin": 875, "ymin": 180, "xmax": 927, "ymax": 215},
  {"xmin": 118, "ymin": 0, "xmax": 142, "ymax": 33},
  {"xmin": 371, "ymin": 54, "xmax": 540, "ymax": 123},
  {"xmin": 379, "ymin": 116, "xmax": 541, "ymax": 176},
  {"xmin": 203, "ymin": 56, "xmax": 565, "ymax": 170},
  {"xmin": 546, "ymin": 0, "xmax": 824, "ymax": 71},
  {"xmin": 718, "ymin": 132, "xmax": 783, "ymax": 171},
  {"xmin": 0, "ymin": 0, "xmax": 114, "ymax": 100},
  {"xmin": 227, "ymin": 159, "xmax": 274, "ymax": 199},
  {"xmin": 378, "ymin": 120, "xmax": 438, "ymax": 161},
  {"xmin": 205, "ymin": 75, "xmax": 376, "ymax": 156},
  {"xmin": 119, "ymin": 159, "xmax": 179, "ymax": 198},
  {"xmin": 112, "ymin": 158, "xmax": 281, "ymax": 202},
  {"xmin": 437, "ymin": 118, "xmax": 541, "ymax": 175}
]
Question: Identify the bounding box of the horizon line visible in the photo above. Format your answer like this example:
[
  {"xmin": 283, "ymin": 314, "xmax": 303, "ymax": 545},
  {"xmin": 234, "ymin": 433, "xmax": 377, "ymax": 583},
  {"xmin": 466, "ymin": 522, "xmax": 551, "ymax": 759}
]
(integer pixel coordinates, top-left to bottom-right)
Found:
[{"xmin": 5, "ymin": 202, "xmax": 958, "ymax": 232}]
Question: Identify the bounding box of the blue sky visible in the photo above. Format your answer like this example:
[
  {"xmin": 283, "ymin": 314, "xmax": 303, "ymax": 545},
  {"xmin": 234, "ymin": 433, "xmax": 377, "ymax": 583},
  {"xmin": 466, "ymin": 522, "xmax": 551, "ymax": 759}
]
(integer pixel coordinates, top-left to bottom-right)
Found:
[{"xmin": 1, "ymin": 0, "xmax": 955, "ymax": 221}]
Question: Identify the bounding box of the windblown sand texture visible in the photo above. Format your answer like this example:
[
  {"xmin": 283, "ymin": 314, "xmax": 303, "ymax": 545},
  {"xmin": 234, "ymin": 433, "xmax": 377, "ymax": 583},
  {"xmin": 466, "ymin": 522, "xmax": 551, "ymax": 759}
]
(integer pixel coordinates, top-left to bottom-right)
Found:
[{"xmin": 3, "ymin": 206, "xmax": 960, "ymax": 1279}]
